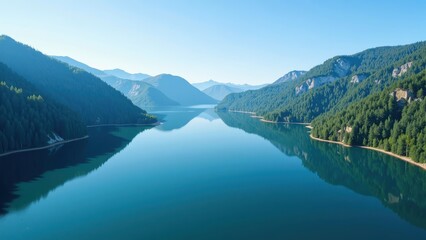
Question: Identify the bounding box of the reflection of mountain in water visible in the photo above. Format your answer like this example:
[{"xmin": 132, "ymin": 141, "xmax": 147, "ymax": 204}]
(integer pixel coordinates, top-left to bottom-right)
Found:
[
  {"xmin": 0, "ymin": 126, "xmax": 150, "ymax": 215},
  {"xmin": 197, "ymin": 108, "xmax": 219, "ymax": 122},
  {"xmin": 218, "ymin": 111, "xmax": 426, "ymax": 230},
  {"xmin": 149, "ymin": 106, "xmax": 217, "ymax": 131}
]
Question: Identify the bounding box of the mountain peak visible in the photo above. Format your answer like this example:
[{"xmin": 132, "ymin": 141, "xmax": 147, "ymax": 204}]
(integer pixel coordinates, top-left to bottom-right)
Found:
[
  {"xmin": 0, "ymin": 35, "xmax": 14, "ymax": 41},
  {"xmin": 144, "ymin": 74, "xmax": 217, "ymax": 105},
  {"xmin": 273, "ymin": 70, "xmax": 307, "ymax": 84}
]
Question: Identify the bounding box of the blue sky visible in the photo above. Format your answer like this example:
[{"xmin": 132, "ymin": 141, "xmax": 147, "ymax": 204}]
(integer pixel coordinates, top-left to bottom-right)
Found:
[{"xmin": 1, "ymin": 0, "xmax": 425, "ymax": 84}]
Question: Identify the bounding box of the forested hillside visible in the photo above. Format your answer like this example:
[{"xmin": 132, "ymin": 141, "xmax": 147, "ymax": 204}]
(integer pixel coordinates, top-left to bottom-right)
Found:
[
  {"xmin": 312, "ymin": 70, "xmax": 426, "ymax": 163},
  {"xmin": 0, "ymin": 63, "xmax": 87, "ymax": 154},
  {"xmin": 0, "ymin": 36, "xmax": 156, "ymax": 125},
  {"xmin": 218, "ymin": 41, "xmax": 426, "ymax": 122}
]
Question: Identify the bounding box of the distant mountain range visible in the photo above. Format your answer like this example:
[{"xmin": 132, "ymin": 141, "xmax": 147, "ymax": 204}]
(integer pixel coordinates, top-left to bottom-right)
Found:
[
  {"xmin": 144, "ymin": 74, "xmax": 217, "ymax": 105},
  {"xmin": 192, "ymin": 80, "xmax": 268, "ymax": 100},
  {"xmin": 202, "ymin": 85, "xmax": 243, "ymax": 101},
  {"xmin": 53, "ymin": 56, "xmax": 217, "ymax": 107},
  {"xmin": 103, "ymin": 69, "xmax": 151, "ymax": 81},
  {"xmin": 100, "ymin": 75, "xmax": 179, "ymax": 107}
]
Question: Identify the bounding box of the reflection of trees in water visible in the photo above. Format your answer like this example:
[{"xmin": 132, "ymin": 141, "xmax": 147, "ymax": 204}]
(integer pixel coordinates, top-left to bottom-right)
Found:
[
  {"xmin": 0, "ymin": 126, "xmax": 150, "ymax": 215},
  {"xmin": 218, "ymin": 111, "xmax": 426, "ymax": 230}
]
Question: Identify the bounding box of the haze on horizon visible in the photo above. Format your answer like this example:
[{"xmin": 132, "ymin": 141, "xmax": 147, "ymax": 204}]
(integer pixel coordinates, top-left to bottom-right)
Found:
[{"xmin": 1, "ymin": 0, "xmax": 425, "ymax": 84}]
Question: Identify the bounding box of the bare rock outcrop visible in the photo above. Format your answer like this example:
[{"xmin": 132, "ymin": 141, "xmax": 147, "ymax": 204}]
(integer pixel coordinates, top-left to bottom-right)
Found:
[
  {"xmin": 295, "ymin": 76, "xmax": 336, "ymax": 95},
  {"xmin": 350, "ymin": 74, "xmax": 368, "ymax": 84},
  {"xmin": 392, "ymin": 62, "xmax": 413, "ymax": 78}
]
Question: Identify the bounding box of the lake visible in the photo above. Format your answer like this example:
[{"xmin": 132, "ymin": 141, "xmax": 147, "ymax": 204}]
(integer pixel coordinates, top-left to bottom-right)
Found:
[{"xmin": 1, "ymin": 106, "xmax": 426, "ymax": 239}]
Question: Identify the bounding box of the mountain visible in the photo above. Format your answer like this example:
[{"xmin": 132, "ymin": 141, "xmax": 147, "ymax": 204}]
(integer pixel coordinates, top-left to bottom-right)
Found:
[
  {"xmin": 218, "ymin": 41, "xmax": 426, "ymax": 123},
  {"xmin": 312, "ymin": 69, "xmax": 426, "ymax": 163},
  {"xmin": 192, "ymin": 80, "xmax": 220, "ymax": 91},
  {"xmin": 52, "ymin": 56, "xmax": 178, "ymax": 107},
  {"xmin": 193, "ymin": 80, "xmax": 268, "ymax": 100},
  {"xmin": 273, "ymin": 70, "xmax": 307, "ymax": 84},
  {"xmin": 101, "ymin": 75, "xmax": 179, "ymax": 107},
  {"xmin": 0, "ymin": 35, "xmax": 156, "ymax": 125},
  {"xmin": 143, "ymin": 74, "xmax": 218, "ymax": 105},
  {"xmin": 0, "ymin": 62, "xmax": 87, "ymax": 154},
  {"xmin": 51, "ymin": 56, "xmax": 107, "ymax": 77},
  {"xmin": 202, "ymin": 84, "xmax": 243, "ymax": 100},
  {"xmin": 51, "ymin": 59, "xmax": 151, "ymax": 82},
  {"xmin": 226, "ymin": 82, "xmax": 269, "ymax": 91},
  {"xmin": 103, "ymin": 69, "xmax": 151, "ymax": 81},
  {"xmin": 193, "ymin": 80, "xmax": 267, "ymax": 92}
]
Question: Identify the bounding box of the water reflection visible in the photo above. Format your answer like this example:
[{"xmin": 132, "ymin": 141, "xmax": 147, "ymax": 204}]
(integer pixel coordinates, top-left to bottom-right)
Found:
[
  {"xmin": 148, "ymin": 106, "xmax": 219, "ymax": 131},
  {"xmin": 197, "ymin": 108, "xmax": 219, "ymax": 122},
  {"xmin": 0, "ymin": 126, "xmax": 151, "ymax": 215},
  {"xmin": 218, "ymin": 111, "xmax": 426, "ymax": 230}
]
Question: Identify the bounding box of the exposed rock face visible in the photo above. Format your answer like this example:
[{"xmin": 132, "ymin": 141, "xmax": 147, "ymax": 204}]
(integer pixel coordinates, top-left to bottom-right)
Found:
[
  {"xmin": 392, "ymin": 62, "xmax": 413, "ymax": 77},
  {"xmin": 350, "ymin": 74, "xmax": 368, "ymax": 84},
  {"xmin": 273, "ymin": 70, "xmax": 307, "ymax": 84},
  {"xmin": 334, "ymin": 58, "xmax": 351, "ymax": 77},
  {"xmin": 295, "ymin": 76, "xmax": 336, "ymax": 95},
  {"xmin": 393, "ymin": 88, "xmax": 414, "ymax": 101},
  {"xmin": 390, "ymin": 88, "xmax": 415, "ymax": 106},
  {"xmin": 294, "ymin": 58, "xmax": 352, "ymax": 95},
  {"xmin": 128, "ymin": 84, "xmax": 141, "ymax": 97}
]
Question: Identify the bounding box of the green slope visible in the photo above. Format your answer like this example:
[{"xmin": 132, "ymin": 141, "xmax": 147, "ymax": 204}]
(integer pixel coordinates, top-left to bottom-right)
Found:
[
  {"xmin": 218, "ymin": 41, "xmax": 426, "ymax": 122},
  {"xmin": 0, "ymin": 62, "xmax": 86, "ymax": 154},
  {"xmin": 312, "ymin": 70, "xmax": 426, "ymax": 163},
  {"xmin": 0, "ymin": 36, "xmax": 156, "ymax": 125}
]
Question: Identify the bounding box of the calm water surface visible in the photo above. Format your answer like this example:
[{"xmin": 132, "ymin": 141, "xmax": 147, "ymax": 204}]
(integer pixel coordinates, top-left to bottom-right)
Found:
[{"xmin": 1, "ymin": 106, "xmax": 426, "ymax": 239}]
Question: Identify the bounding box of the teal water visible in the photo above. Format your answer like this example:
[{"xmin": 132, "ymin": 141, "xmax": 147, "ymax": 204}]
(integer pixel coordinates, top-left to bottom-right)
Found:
[{"xmin": 1, "ymin": 106, "xmax": 426, "ymax": 239}]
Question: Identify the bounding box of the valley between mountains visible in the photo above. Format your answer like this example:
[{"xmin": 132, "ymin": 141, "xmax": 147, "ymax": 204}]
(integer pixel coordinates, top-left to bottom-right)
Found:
[{"xmin": 1, "ymin": 35, "xmax": 425, "ymax": 168}]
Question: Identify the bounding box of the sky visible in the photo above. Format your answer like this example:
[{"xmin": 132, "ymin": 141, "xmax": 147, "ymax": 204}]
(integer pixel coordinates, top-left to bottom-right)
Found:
[{"xmin": 1, "ymin": 0, "xmax": 426, "ymax": 84}]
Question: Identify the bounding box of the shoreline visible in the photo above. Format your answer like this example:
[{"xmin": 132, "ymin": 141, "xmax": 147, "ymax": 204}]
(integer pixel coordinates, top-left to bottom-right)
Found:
[
  {"xmin": 228, "ymin": 110, "xmax": 257, "ymax": 115},
  {"xmin": 260, "ymin": 118, "xmax": 310, "ymax": 125},
  {"xmin": 1, "ymin": 121, "xmax": 161, "ymax": 158},
  {"xmin": 227, "ymin": 110, "xmax": 311, "ymax": 125},
  {"xmin": 250, "ymin": 113, "xmax": 426, "ymax": 171},
  {"xmin": 309, "ymin": 134, "xmax": 426, "ymax": 171},
  {"xmin": 231, "ymin": 110, "xmax": 426, "ymax": 171},
  {"xmin": 0, "ymin": 135, "xmax": 89, "ymax": 158}
]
